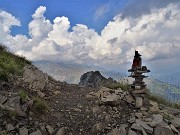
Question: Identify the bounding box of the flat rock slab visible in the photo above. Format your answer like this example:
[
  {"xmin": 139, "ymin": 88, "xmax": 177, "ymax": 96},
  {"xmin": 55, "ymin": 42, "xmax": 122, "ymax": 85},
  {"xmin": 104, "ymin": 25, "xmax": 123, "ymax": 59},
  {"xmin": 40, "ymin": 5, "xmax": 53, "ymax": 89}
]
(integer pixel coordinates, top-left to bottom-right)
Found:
[
  {"xmin": 0, "ymin": 95, "xmax": 7, "ymax": 104},
  {"xmin": 171, "ymin": 117, "xmax": 180, "ymax": 128},
  {"xmin": 19, "ymin": 127, "xmax": 29, "ymax": 135},
  {"xmin": 100, "ymin": 94, "xmax": 120, "ymax": 106},
  {"xmin": 154, "ymin": 126, "xmax": 174, "ymax": 135},
  {"xmin": 136, "ymin": 119, "xmax": 153, "ymax": 134},
  {"xmin": 29, "ymin": 129, "xmax": 42, "ymax": 135}
]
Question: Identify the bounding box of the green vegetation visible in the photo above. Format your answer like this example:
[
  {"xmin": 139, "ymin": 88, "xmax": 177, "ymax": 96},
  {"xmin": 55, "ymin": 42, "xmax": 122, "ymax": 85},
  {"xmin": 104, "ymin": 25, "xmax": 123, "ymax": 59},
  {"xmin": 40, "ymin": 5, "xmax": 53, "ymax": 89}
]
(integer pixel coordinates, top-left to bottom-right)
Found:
[
  {"xmin": 0, "ymin": 131, "xmax": 9, "ymax": 135},
  {"xmin": 0, "ymin": 44, "xmax": 31, "ymax": 81},
  {"xmin": 104, "ymin": 82, "xmax": 130, "ymax": 91},
  {"xmin": 146, "ymin": 90, "xmax": 180, "ymax": 109},
  {"xmin": 33, "ymin": 97, "xmax": 48, "ymax": 113},
  {"xmin": 9, "ymin": 110, "xmax": 17, "ymax": 118},
  {"xmin": 18, "ymin": 90, "xmax": 28, "ymax": 101}
]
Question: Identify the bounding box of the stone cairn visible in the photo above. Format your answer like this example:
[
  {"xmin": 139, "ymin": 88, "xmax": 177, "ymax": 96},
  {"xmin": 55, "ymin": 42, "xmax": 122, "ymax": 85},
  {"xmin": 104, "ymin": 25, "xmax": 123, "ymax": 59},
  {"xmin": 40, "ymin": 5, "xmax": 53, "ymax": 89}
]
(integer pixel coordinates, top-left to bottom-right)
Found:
[{"xmin": 128, "ymin": 51, "xmax": 150, "ymax": 108}]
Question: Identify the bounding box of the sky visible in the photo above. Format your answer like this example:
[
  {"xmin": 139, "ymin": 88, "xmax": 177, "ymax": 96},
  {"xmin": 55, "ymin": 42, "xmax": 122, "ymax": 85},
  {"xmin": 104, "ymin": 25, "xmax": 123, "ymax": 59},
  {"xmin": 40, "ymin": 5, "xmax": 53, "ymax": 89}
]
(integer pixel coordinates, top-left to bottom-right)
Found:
[{"xmin": 0, "ymin": 0, "xmax": 180, "ymax": 74}]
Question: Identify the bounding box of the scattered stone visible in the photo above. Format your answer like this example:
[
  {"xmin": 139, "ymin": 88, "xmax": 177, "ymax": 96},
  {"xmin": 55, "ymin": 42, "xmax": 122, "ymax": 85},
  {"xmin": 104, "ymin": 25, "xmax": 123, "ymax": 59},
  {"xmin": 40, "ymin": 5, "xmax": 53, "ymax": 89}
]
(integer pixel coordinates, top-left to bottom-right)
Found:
[
  {"xmin": 0, "ymin": 95, "xmax": 7, "ymax": 104},
  {"xmin": 135, "ymin": 97, "xmax": 143, "ymax": 108},
  {"xmin": 149, "ymin": 101, "xmax": 160, "ymax": 112},
  {"xmin": 150, "ymin": 114, "xmax": 163, "ymax": 127},
  {"xmin": 128, "ymin": 130, "xmax": 138, "ymax": 135},
  {"xmin": 53, "ymin": 91, "xmax": 61, "ymax": 95},
  {"xmin": 105, "ymin": 114, "xmax": 112, "ymax": 124},
  {"xmin": 56, "ymin": 127, "xmax": 66, "ymax": 135},
  {"xmin": 92, "ymin": 106, "xmax": 102, "ymax": 115},
  {"xmin": 135, "ymin": 112, "xmax": 143, "ymax": 119},
  {"xmin": 37, "ymin": 91, "xmax": 46, "ymax": 98},
  {"xmin": 19, "ymin": 127, "xmax": 28, "ymax": 135},
  {"xmin": 154, "ymin": 126, "xmax": 174, "ymax": 135},
  {"xmin": 131, "ymin": 123, "xmax": 143, "ymax": 131},
  {"xmin": 4, "ymin": 96, "xmax": 20, "ymax": 108},
  {"xmin": 6, "ymin": 124, "xmax": 15, "ymax": 131},
  {"xmin": 128, "ymin": 117, "xmax": 136, "ymax": 124},
  {"xmin": 136, "ymin": 119, "xmax": 153, "ymax": 134},
  {"xmin": 152, "ymin": 114, "xmax": 163, "ymax": 123},
  {"xmin": 171, "ymin": 117, "xmax": 180, "ymax": 128},
  {"xmin": 170, "ymin": 124, "xmax": 180, "ymax": 135},
  {"xmin": 92, "ymin": 122, "xmax": 105, "ymax": 133},
  {"xmin": 29, "ymin": 129, "xmax": 42, "ymax": 135},
  {"xmin": 100, "ymin": 94, "xmax": 120, "ymax": 106},
  {"xmin": 107, "ymin": 127, "xmax": 126, "ymax": 135},
  {"xmin": 46, "ymin": 124, "xmax": 54, "ymax": 134},
  {"xmin": 124, "ymin": 95, "xmax": 135, "ymax": 104}
]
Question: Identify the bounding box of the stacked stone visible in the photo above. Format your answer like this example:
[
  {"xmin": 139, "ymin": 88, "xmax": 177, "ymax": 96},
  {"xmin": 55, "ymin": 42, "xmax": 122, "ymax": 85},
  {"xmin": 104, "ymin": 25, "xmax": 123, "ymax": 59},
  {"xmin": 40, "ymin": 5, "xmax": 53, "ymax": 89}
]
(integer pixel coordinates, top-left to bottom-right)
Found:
[{"xmin": 128, "ymin": 67, "xmax": 150, "ymax": 108}]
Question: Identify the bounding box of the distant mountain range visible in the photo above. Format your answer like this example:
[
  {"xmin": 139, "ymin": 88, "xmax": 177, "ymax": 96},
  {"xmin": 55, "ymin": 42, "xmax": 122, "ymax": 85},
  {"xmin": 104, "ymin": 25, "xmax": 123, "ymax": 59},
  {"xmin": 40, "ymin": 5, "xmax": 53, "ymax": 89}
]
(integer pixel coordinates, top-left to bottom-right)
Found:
[
  {"xmin": 33, "ymin": 61, "xmax": 180, "ymax": 102},
  {"xmin": 33, "ymin": 61, "xmax": 126, "ymax": 84},
  {"xmin": 151, "ymin": 72, "xmax": 180, "ymax": 88}
]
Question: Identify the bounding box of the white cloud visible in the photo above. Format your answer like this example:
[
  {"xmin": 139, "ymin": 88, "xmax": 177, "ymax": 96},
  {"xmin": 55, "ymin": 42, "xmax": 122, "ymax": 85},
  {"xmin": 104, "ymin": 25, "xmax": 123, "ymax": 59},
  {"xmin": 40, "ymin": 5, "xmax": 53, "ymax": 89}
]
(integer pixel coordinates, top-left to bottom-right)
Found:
[
  {"xmin": 0, "ymin": 2, "xmax": 180, "ymax": 69},
  {"xmin": 93, "ymin": 4, "xmax": 110, "ymax": 21},
  {"xmin": 48, "ymin": 16, "xmax": 70, "ymax": 45},
  {"xmin": 28, "ymin": 6, "xmax": 52, "ymax": 40}
]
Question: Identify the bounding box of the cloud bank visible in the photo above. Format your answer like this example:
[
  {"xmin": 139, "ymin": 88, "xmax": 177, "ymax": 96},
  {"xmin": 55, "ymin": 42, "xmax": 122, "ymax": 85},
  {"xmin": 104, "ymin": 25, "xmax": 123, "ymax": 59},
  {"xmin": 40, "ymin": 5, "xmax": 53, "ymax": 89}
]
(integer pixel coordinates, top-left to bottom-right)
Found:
[{"xmin": 0, "ymin": 2, "xmax": 180, "ymax": 68}]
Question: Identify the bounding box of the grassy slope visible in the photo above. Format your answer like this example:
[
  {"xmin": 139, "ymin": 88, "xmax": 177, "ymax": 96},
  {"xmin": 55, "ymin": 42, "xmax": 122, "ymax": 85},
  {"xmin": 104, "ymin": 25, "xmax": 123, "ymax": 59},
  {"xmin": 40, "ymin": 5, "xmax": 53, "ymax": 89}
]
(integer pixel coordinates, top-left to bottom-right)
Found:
[{"xmin": 0, "ymin": 44, "xmax": 31, "ymax": 81}]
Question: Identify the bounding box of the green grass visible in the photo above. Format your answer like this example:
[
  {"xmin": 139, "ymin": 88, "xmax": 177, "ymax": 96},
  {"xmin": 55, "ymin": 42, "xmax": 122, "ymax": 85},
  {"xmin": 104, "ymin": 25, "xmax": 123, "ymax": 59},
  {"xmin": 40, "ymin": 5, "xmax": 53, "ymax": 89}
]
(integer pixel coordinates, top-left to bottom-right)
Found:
[
  {"xmin": 103, "ymin": 82, "xmax": 130, "ymax": 91},
  {"xmin": 0, "ymin": 44, "xmax": 31, "ymax": 81},
  {"xmin": 18, "ymin": 90, "xmax": 28, "ymax": 101},
  {"xmin": 146, "ymin": 90, "xmax": 180, "ymax": 109},
  {"xmin": 0, "ymin": 131, "xmax": 9, "ymax": 135},
  {"xmin": 33, "ymin": 97, "xmax": 48, "ymax": 113}
]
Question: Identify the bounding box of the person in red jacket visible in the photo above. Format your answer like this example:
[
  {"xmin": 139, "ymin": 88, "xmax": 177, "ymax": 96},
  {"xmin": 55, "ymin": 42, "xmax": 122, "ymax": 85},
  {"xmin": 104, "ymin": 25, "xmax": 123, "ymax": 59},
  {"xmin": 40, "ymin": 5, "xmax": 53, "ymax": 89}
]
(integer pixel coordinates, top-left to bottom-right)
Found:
[{"xmin": 132, "ymin": 50, "xmax": 142, "ymax": 70}]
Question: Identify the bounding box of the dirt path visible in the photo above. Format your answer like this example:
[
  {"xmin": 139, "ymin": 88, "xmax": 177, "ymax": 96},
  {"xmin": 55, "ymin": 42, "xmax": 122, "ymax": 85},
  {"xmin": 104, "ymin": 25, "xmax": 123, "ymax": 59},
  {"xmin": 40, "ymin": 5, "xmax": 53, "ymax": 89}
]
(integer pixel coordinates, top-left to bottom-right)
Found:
[{"xmin": 36, "ymin": 85, "xmax": 135, "ymax": 135}]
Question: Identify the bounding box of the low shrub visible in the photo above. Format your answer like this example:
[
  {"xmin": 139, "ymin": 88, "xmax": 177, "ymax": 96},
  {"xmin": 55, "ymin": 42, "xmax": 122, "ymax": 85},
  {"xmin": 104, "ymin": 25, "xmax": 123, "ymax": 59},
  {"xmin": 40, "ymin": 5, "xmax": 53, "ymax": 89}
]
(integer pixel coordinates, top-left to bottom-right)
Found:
[
  {"xmin": 33, "ymin": 97, "xmax": 48, "ymax": 113},
  {"xmin": 18, "ymin": 90, "xmax": 28, "ymax": 101}
]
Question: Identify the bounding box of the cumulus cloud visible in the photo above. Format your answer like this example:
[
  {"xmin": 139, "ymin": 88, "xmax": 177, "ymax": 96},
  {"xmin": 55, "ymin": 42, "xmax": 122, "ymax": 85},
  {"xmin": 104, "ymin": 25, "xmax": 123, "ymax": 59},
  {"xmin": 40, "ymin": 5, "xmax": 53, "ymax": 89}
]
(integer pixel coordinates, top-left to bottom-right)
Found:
[
  {"xmin": 0, "ymin": 2, "xmax": 180, "ymax": 69},
  {"xmin": 28, "ymin": 6, "xmax": 52, "ymax": 40}
]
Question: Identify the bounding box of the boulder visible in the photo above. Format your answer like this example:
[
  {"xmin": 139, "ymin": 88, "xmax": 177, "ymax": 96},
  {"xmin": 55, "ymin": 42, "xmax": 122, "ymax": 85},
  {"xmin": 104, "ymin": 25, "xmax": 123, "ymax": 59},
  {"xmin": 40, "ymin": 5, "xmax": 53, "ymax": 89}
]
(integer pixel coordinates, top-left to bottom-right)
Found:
[
  {"xmin": 56, "ymin": 127, "xmax": 66, "ymax": 135},
  {"xmin": 171, "ymin": 117, "xmax": 180, "ymax": 128},
  {"xmin": 19, "ymin": 127, "xmax": 29, "ymax": 135},
  {"xmin": 29, "ymin": 129, "xmax": 42, "ymax": 135},
  {"xmin": 0, "ymin": 94, "xmax": 7, "ymax": 104},
  {"xmin": 23, "ymin": 65, "xmax": 48, "ymax": 91},
  {"xmin": 6, "ymin": 124, "xmax": 15, "ymax": 131},
  {"xmin": 136, "ymin": 119, "xmax": 153, "ymax": 134},
  {"xmin": 128, "ymin": 130, "xmax": 138, "ymax": 135},
  {"xmin": 135, "ymin": 96, "xmax": 143, "ymax": 108},
  {"xmin": 100, "ymin": 94, "xmax": 120, "ymax": 106},
  {"xmin": 154, "ymin": 126, "xmax": 174, "ymax": 135},
  {"xmin": 46, "ymin": 125, "xmax": 54, "ymax": 134}
]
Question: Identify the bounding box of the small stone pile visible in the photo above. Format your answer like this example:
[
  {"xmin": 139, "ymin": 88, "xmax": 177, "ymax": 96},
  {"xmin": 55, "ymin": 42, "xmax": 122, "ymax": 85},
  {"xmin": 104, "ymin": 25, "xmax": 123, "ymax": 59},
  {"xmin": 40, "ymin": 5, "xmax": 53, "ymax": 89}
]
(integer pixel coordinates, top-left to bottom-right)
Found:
[{"xmin": 128, "ymin": 68, "xmax": 150, "ymax": 108}]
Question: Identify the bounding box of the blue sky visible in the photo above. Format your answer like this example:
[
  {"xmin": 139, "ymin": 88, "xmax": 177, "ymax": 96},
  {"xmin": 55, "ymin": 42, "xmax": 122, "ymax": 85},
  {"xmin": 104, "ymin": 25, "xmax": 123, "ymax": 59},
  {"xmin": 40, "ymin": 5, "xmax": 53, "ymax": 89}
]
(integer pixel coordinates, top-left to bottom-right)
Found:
[
  {"xmin": 0, "ymin": 0, "xmax": 130, "ymax": 36},
  {"xmin": 0, "ymin": 0, "xmax": 180, "ymax": 74}
]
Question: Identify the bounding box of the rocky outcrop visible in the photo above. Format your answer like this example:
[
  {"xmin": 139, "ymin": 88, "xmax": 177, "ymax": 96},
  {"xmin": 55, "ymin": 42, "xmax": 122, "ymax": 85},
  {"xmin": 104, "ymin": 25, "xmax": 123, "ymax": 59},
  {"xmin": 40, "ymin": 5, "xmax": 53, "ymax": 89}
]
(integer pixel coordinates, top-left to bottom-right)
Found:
[
  {"xmin": 79, "ymin": 71, "xmax": 118, "ymax": 88},
  {"xmin": 12, "ymin": 65, "xmax": 66, "ymax": 93}
]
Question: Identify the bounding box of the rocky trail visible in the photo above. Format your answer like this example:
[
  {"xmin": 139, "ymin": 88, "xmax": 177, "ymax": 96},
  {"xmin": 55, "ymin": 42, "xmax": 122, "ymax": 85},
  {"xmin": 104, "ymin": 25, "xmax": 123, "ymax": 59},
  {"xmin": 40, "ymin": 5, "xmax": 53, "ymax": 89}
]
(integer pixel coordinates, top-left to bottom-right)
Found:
[{"xmin": 0, "ymin": 65, "xmax": 180, "ymax": 135}]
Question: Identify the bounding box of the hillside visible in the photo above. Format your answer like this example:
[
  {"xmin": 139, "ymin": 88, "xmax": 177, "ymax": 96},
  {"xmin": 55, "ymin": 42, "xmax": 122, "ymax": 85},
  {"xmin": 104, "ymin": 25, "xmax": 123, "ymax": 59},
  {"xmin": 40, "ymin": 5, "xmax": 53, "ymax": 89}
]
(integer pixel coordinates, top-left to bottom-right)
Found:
[
  {"xmin": 0, "ymin": 45, "xmax": 31, "ymax": 81},
  {"xmin": 0, "ymin": 45, "xmax": 180, "ymax": 135}
]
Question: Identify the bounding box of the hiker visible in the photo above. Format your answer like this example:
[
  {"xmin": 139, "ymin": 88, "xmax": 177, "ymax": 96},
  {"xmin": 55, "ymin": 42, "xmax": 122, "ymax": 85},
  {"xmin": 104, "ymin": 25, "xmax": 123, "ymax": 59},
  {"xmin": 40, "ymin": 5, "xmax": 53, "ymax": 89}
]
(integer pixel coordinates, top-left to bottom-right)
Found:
[{"xmin": 131, "ymin": 50, "xmax": 142, "ymax": 70}]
